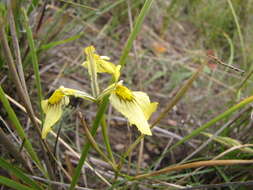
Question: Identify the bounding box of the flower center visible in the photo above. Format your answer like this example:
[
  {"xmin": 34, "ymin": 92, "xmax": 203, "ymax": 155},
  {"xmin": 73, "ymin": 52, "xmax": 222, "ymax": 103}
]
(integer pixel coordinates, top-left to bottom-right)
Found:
[
  {"xmin": 48, "ymin": 89, "xmax": 65, "ymax": 104},
  {"xmin": 115, "ymin": 85, "xmax": 134, "ymax": 101}
]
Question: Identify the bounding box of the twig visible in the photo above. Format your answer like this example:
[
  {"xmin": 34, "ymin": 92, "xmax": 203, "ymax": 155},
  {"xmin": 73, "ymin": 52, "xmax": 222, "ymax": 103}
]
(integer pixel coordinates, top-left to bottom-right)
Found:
[
  {"xmin": 7, "ymin": 1, "xmax": 28, "ymax": 93},
  {"xmin": 133, "ymin": 160, "xmax": 253, "ymax": 180},
  {"xmin": 180, "ymin": 180, "xmax": 253, "ymax": 190}
]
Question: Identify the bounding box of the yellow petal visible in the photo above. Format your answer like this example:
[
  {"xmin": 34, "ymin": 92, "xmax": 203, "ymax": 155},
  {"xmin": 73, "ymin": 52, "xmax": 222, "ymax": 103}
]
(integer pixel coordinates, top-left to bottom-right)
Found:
[
  {"xmin": 41, "ymin": 96, "xmax": 69, "ymax": 139},
  {"xmin": 133, "ymin": 92, "xmax": 158, "ymax": 120},
  {"xmin": 114, "ymin": 65, "xmax": 121, "ymax": 81},
  {"xmin": 48, "ymin": 89, "xmax": 65, "ymax": 104},
  {"xmin": 97, "ymin": 59, "xmax": 116, "ymax": 73},
  {"xmin": 41, "ymin": 103, "xmax": 63, "ymax": 139},
  {"xmin": 84, "ymin": 45, "xmax": 95, "ymax": 56},
  {"xmin": 41, "ymin": 100, "xmax": 49, "ymax": 113},
  {"xmin": 60, "ymin": 86, "xmax": 96, "ymax": 102},
  {"xmin": 109, "ymin": 93, "xmax": 152, "ymax": 135},
  {"xmin": 82, "ymin": 46, "xmax": 121, "ymax": 81},
  {"xmin": 84, "ymin": 46, "xmax": 97, "ymax": 77}
]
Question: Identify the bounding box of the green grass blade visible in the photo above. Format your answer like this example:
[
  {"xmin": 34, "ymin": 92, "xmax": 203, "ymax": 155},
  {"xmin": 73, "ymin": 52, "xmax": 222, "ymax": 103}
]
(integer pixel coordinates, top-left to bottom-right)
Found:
[
  {"xmin": 27, "ymin": 0, "xmax": 39, "ymax": 15},
  {"xmin": 22, "ymin": 8, "xmax": 43, "ymax": 114},
  {"xmin": 0, "ymin": 176, "xmax": 34, "ymax": 190},
  {"xmin": 168, "ymin": 95, "xmax": 253, "ymax": 152},
  {"xmin": 0, "ymin": 86, "xmax": 44, "ymax": 174},
  {"xmin": 38, "ymin": 32, "xmax": 84, "ymax": 53},
  {"xmin": 119, "ymin": 0, "xmax": 154, "ymax": 67},
  {"xmin": 226, "ymin": 0, "xmax": 246, "ymax": 68},
  {"xmin": 0, "ymin": 158, "xmax": 43, "ymax": 190}
]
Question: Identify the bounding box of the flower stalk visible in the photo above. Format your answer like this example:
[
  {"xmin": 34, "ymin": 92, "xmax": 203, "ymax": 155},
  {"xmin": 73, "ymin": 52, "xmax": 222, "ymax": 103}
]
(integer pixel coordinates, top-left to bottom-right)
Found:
[{"xmin": 78, "ymin": 112, "xmax": 117, "ymax": 170}]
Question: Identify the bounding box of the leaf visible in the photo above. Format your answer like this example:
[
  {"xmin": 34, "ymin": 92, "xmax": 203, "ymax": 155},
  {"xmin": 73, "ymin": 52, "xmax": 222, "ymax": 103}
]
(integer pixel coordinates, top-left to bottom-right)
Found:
[
  {"xmin": 202, "ymin": 132, "xmax": 253, "ymax": 154},
  {"xmin": 0, "ymin": 176, "xmax": 34, "ymax": 190},
  {"xmin": 0, "ymin": 158, "xmax": 43, "ymax": 190}
]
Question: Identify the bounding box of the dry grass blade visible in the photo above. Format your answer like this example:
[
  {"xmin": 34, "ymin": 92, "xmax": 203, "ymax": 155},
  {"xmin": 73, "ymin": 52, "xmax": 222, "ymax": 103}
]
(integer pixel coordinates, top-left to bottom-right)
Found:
[
  {"xmin": 180, "ymin": 180, "xmax": 253, "ymax": 190},
  {"xmin": 7, "ymin": 1, "xmax": 27, "ymax": 93},
  {"xmin": 133, "ymin": 160, "xmax": 253, "ymax": 180},
  {"xmin": 151, "ymin": 61, "xmax": 207, "ymax": 128}
]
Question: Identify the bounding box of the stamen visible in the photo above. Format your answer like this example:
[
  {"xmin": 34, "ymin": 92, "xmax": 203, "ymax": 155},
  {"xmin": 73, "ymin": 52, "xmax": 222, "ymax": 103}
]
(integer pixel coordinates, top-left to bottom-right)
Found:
[{"xmin": 115, "ymin": 85, "xmax": 134, "ymax": 101}]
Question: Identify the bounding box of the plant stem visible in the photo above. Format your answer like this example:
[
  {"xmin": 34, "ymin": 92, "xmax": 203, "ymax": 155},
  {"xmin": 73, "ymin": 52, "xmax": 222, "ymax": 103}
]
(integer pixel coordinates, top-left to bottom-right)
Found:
[
  {"xmin": 69, "ymin": 97, "xmax": 109, "ymax": 190},
  {"xmin": 101, "ymin": 115, "xmax": 116, "ymax": 164},
  {"xmin": 79, "ymin": 113, "xmax": 116, "ymax": 170}
]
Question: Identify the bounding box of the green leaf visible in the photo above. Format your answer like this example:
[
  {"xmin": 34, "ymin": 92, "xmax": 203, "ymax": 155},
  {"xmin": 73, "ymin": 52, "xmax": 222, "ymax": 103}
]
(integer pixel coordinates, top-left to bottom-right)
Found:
[
  {"xmin": 168, "ymin": 95, "xmax": 253, "ymax": 152},
  {"xmin": 22, "ymin": 8, "xmax": 43, "ymax": 115},
  {"xmin": 0, "ymin": 176, "xmax": 34, "ymax": 190},
  {"xmin": 0, "ymin": 158, "xmax": 43, "ymax": 190},
  {"xmin": 0, "ymin": 86, "xmax": 44, "ymax": 174},
  {"xmin": 39, "ymin": 33, "xmax": 84, "ymax": 52}
]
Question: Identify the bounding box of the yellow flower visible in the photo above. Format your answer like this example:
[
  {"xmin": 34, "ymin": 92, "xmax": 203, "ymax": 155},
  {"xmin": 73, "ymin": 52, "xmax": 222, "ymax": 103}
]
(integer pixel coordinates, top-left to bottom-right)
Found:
[
  {"xmin": 108, "ymin": 83, "xmax": 158, "ymax": 135},
  {"xmin": 83, "ymin": 46, "xmax": 121, "ymax": 81},
  {"xmin": 41, "ymin": 86, "xmax": 95, "ymax": 139}
]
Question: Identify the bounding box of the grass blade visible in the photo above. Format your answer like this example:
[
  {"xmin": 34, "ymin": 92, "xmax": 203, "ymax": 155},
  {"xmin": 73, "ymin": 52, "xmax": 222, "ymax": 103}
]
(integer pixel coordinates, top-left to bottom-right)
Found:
[
  {"xmin": 168, "ymin": 95, "xmax": 253, "ymax": 153},
  {"xmin": 38, "ymin": 32, "xmax": 84, "ymax": 53},
  {"xmin": 22, "ymin": 8, "xmax": 43, "ymax": 114},
  {"xmin": 0, "ymin": 86, "xmax": 44, "ymax": 174},
  {"xmin": 133, "ymin": 160, "xmax": 253, "ymax": 180},
  {"xmin": 119, "ymin": 0, "xmax": 154, "ymax": 67},
  {"xmin": 0, "ymin": 158, "xmax": 43, "ymax": 190},
  {"xmin": 226, "ymin": 0, "xmax": 246, "ymax": 68},
  {"xmin": 0, "ymin": 176, "xmax": 34, "ymax": 190},
  {"xmin": 0, "ymin": 127, "xmax": 31, "ymax": 172}
]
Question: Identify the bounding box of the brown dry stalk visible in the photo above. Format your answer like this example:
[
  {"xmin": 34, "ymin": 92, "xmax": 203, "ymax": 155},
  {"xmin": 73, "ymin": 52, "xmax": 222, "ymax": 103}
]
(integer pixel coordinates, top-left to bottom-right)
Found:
[{"xmin": 133, "ymin": 159, "xmax": 253, "ymax": 180}]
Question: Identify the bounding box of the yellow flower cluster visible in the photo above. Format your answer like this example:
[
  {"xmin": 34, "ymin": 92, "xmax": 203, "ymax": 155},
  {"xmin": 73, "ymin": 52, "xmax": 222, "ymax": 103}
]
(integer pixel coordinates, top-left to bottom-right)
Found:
[{"xmin": 41, "ymin": 46, "xmax": 158, "ymax": 139}]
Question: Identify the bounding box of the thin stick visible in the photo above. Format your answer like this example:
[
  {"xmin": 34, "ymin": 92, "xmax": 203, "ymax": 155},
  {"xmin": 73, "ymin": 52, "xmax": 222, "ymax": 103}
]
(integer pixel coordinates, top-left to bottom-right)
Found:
[
  {"xmin": 7, "ymin": 1, "xmax": 28, "ymax": 92},
  {"xmin": 136, "ymin": 139, "xmax": 144, "ymax": 175},
  {"xmin": 133, "ymin": 160, "xmax": 253, "ymax": 180}
]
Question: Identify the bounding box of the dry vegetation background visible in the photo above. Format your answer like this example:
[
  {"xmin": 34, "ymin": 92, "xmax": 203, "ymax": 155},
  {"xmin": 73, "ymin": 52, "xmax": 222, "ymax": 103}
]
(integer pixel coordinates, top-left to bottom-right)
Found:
[{"xmin": 1, "ymin": 0, "xmax": 253, "ymax": 189}]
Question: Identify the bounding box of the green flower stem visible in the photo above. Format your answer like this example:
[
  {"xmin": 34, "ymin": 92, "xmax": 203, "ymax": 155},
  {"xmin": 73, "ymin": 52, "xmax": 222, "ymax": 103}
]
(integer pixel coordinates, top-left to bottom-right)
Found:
[
  {"xmin": 69, "ymin": 96, "xmax": 109, "ymax": 190},
  {"xmin": 101, "ymin": 115, "xmax": 116, "ymax": 165},
  {"xmin": 79, "ymin": 113, "xmax": 116, "ymax": 170}
]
